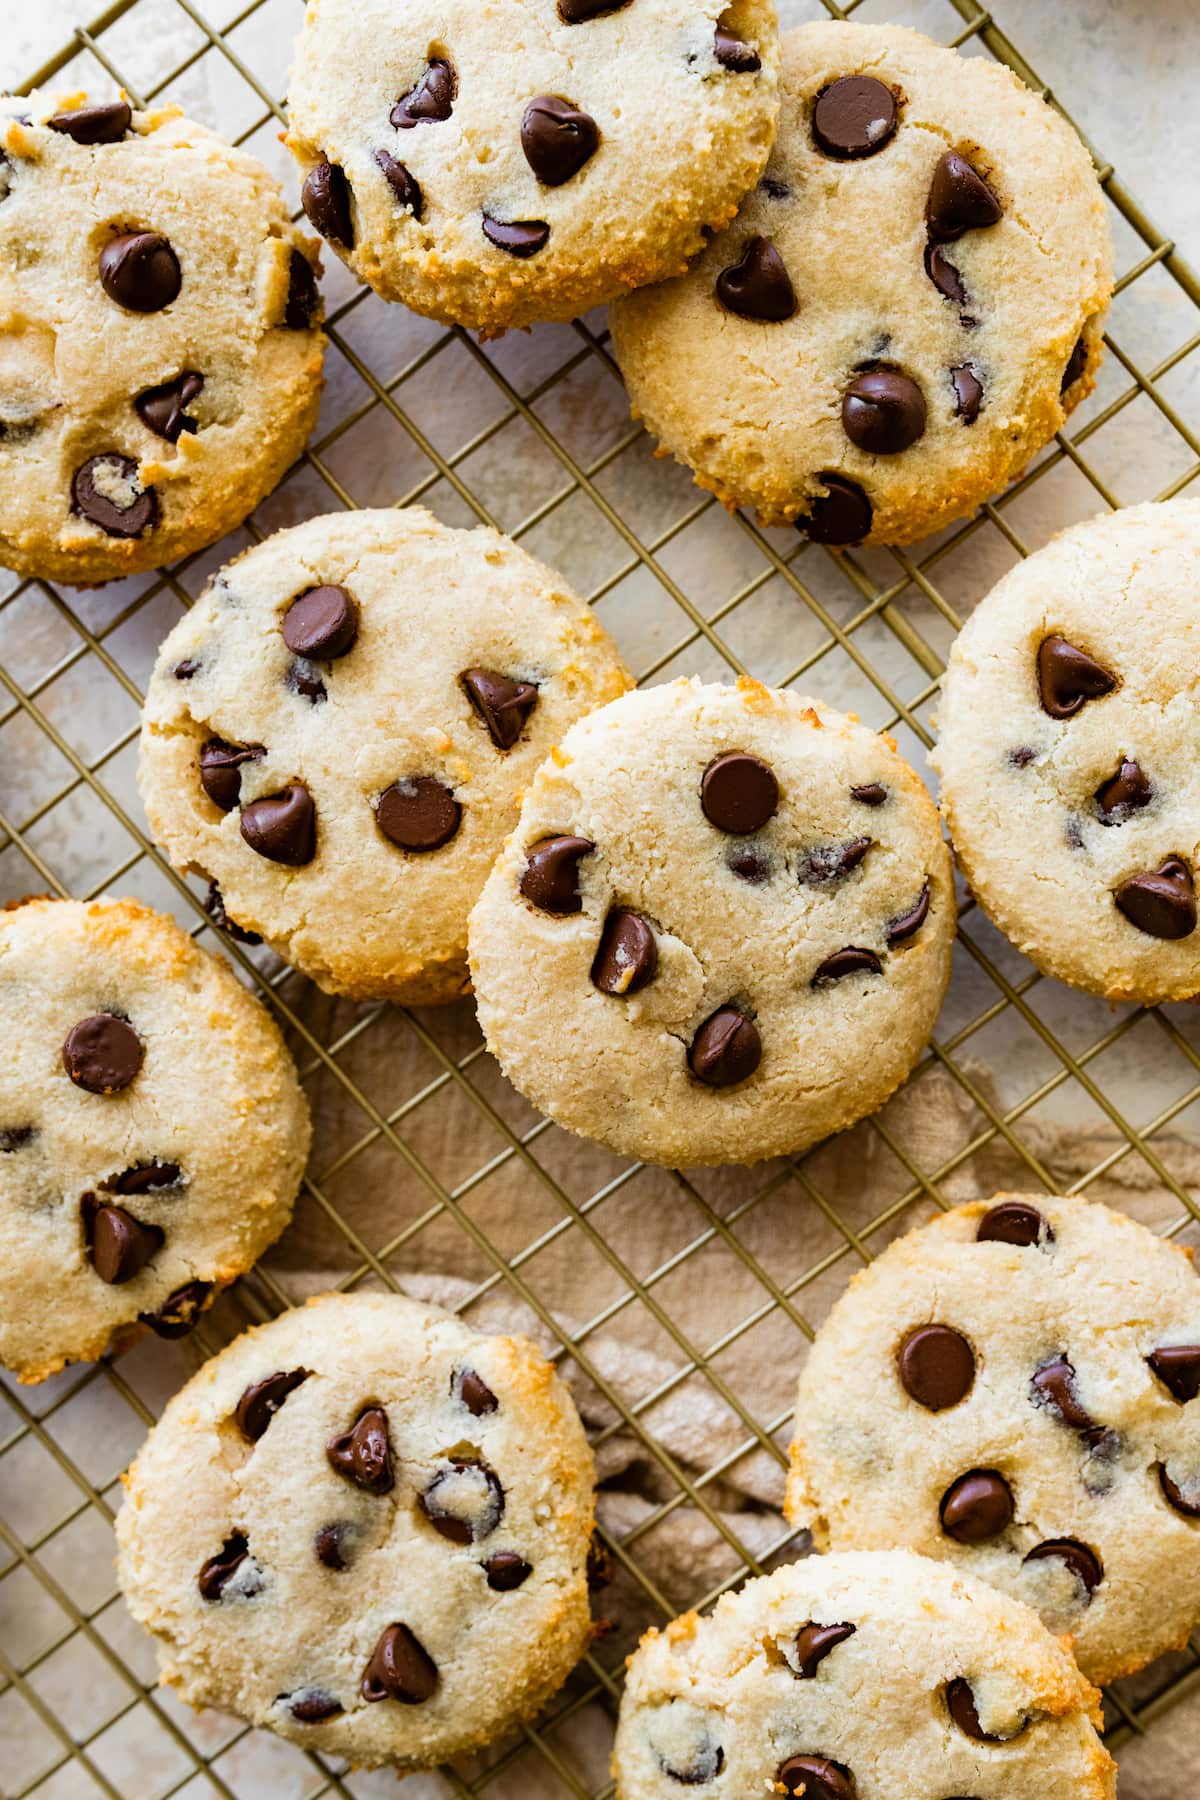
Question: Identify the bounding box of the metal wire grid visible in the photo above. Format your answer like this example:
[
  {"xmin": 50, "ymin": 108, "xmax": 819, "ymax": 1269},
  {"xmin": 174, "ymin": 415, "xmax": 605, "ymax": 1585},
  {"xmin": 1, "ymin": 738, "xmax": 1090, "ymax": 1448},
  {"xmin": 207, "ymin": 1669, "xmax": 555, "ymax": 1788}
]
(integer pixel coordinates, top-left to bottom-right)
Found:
[{"xmin": 1, "ymin": 0, "xmax": 1199, "ymax": 1793}]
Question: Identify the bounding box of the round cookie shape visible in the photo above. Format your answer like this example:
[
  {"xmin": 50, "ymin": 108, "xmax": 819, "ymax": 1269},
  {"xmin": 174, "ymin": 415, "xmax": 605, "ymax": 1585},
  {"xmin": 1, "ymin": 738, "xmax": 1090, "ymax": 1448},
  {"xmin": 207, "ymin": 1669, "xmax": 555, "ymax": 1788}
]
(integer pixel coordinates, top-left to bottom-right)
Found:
[
  {"xmin": 931, "ymin": 499, "xmax": 1200, "ymax": 1003},
  {"xmin": 284, "ymin": 0, "xmax": 780, "ymax": 333},
  {"xmin": 0, "ymin": 898, "xmax": 309, "ymax": 1383},
  {"xmin": 138, "ymin": 508, "xmax": 631, "ymax": 1003},
  {"xmin": 613, "ymin": 1551, "xmax": 1115, "ymax": 1800},
  {"xmin": 0, "ymin": 91, "xmax": 325, "ymax": 585},
  {"xmin": 608, "ymin": 20, "xmax": 1112, "ymax": 545},
  {"xmin": 785, "ymin": 1194, "xmax": 1200, "ymax": 1685},
  {"xmin": 116, "ymin": 1291, "xmax": 596, "ymax": 1769},
  {"xmin": 467, "ymin": 677, "xmax": 954, "ymax": 1167}
]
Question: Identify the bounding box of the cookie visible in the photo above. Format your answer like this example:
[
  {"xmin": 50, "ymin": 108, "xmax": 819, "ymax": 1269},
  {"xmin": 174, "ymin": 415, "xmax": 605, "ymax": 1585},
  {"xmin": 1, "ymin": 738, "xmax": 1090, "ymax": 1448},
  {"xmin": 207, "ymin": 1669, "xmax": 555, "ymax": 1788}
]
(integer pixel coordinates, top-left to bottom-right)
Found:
[
  {"xmin": 613, "ymin": 1549, "xmax": 1115, "ymax": 1800},
  {"xmin": 116, "ymin": 1291, "xmax": 596, "ymax": 1768},
  {"xmin": 608, "ymin": 21, "xmax": 1113, "ymax": 546},
  {"xmin": 138, "ymin": 507, "xmax": 631, "ymax": 1003},
  {"xmin": 284, "ymin": 0, "xmax": 779, "ymax": 333},
  {"xmin": 931, "ymin": 499, "xmax": 1200, "ymax": 1004},
  {"xmin": 0, "ymin": 91, "xmax": 325, "ymax": 586},
  {"xmin": 0, "ymin": 897, "xmax": 309, "ymax": 1383},
  {"xmin": 785, "ymin": 1194, "xmax": 1200, "ymax": 1686},
  {"xmin": 468, "ymin": 677, "xmax": 954, "ymax": 1167}
]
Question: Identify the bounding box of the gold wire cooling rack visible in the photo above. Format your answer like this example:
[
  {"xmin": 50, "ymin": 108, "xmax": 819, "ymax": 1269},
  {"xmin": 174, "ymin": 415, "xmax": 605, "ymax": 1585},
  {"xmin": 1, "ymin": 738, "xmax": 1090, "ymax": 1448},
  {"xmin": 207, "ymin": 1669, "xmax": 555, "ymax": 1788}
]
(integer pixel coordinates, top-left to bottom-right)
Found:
[{"xmin": 3, "ymin": 0, "xmax": 1200, "ymax": 1794}]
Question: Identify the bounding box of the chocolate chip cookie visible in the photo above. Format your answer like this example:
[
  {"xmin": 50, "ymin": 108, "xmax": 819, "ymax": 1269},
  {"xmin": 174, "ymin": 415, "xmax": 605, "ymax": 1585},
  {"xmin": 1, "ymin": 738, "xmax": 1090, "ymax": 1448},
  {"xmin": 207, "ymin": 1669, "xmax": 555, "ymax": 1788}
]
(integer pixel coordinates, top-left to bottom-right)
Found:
[
  {"xmin": 785, "ymin": 1194, "xmax": 1200, "ymax": 1686},
  {"xmin": 0, "ymin": 91, "xmax": 325, "ymax": 586},
  {"xmin": 0, "ymin": 897, "xmax": 309, "ymax": 1383},
  {"xmin": 468, "ymin": 677, "xmax": 954, "ymax": 1167},
  {"xmin": 931, "ymin": 499, "xmax": 1200, "ymax": 1003},
  {"xmin": 609, "ymin": 20, "xmax": 1113, "ymax": 545},
  {"xmin": 614, "ymin": 1550, "xmax": 1115, "ymax": 1800},
  {"xmin": 116, "ymin": 1291, "xmax": 596, "ymax": 1768},
  {"xmin": 138, "ymin": 507, "xmax": 631, "ymax": 1002},
  {"xmin": 284, "ymin": 0, "xmax": 779, "ymax": 332}
]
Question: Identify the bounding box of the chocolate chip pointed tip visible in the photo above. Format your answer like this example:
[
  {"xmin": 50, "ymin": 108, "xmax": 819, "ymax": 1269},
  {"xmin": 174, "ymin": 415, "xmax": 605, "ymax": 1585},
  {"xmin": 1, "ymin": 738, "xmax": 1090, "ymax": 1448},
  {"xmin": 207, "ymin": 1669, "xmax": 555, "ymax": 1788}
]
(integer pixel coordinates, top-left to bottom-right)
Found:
[
  {"xmin": 926, "ymin": 149, "xmax": 1002, "ymax": 243},
  {"xmin": 361, "ymin": 1622, "xmax": 438, "ymax": 1704},
  {"xmin": 1095, "ymin": 758, "xmax": 1151, "ymax": 822},
  {"xmin": 793, "ymin": 1620, "xmax": 856, "ymax": 1679},
  {"xmin": 135, "ymin": 371, "xmax": 203, "ymax": 442},
  {"xmin": 521, "ymin": 95, "xmax": 600, "ymax": 186},
  {"xmin": 83, "ymin": 1197, "xmax": 163, "ymax": 1284},
  {"xmin": 240, "ymin": 784, "xmax": 317, "ymax": 866},
  {"xmin": 519, "ymin": 835, "xmax": 594, "ymax": 913},
  {"xmin": 461, "ymin": 667, "xmax": 539, "ymax": 749},
  {"xmin": 714, "ymin": 236, "xmax": 796, "ymax": 322},
  {"xmin": 1036, "ymin": 635, "xmax": 1116, "ymax": 718},
  {"xmin": 391, "ymin": 58, "xmax": 456, "ymax": 128}
]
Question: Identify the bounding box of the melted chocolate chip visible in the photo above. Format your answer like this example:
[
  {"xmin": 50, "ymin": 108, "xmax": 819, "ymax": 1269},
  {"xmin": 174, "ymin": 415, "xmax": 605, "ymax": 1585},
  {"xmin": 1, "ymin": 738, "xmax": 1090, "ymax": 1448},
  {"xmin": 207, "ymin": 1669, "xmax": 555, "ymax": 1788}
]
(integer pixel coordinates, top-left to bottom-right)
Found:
[
  {"xmin": 140, "ymin": 1279, "xmax": 211, "ymax": 1337},
  {"xmin": 793, "ymin": 1621, "xmax": 855, "ymax": 1679},
  {"xmin": 777, "ymin": 1756, "xmax": 854, "ymax": 1800},
  {"xmin": 63, "ymin": 1014, "xmax": 143, "ymax": 1094},
  {"xmin": 688, "ymin": 1005, "xmax": 760, "ymax": 1087},
  {"xmin": 1062, "ymin": 335, "xmax": 1089, "ymax": 394},
  {"xmin": 301, "ymin": 161, "xmax": 354, "ymax": 249},
  {"xmin": 924, "ymin": 241, "xmax": 971, "ymax": 318},
  {"xmin": 812, "ymin": 75, "xmax": 897, "ymax": 159},
  {"xmin": 461, "ymin": 667, "xmax": 539, "ymax": 749},
  {"xmin": 456, "ymin": 1367, "xmax": 498, "ymax": 1415},
  {"xmin": 797, "ymin": 474, "xmax": 872, "ymax": 545},
  {"xmin": 287, "ymin": 662, "xmax": 327, "ymax": 704},
  {"xmin": 82, "ymin": 1196, "xmax": 163, "ymax": 1284},
  {"xmin": 886, "ymin": 883, "xmax": 930, "ymax": 945},
  {"xmin": 485, "ymin": 1552, "xmax": 532, "ymax": 1590},
  {"xmin": 391, "ymin": 58, "xmax": 456, "ymax": 128},
  {"xmin": 135, "ymin": 371, "xmax": 203, "ymax": 442},
  {"xmin": 898, "ymin": 1324, "xmax": 975, "ymax": 1411},
  {"xmin": 1147, "ymin": 1345, "xmax": 1200, "ymax": 1404},
  {"xmin": 520, "ymin": 835, "xmax": 594, "ymax": 913},
  {"xmin": 1158, "ymin": 1462, "xmax": 1200, "ymax": 1519},
  {"xmin": 1031, "ymin": 1355, "xmax": 1096, "ymax": 1431},
  {"xmin": 482, "ymin": 215, "xmax": 550, "ymax": 257},
  {"xmin": 714, "ymin": 236, "xmax": 796, "ymax": 322},
  {"xmin": 199, "ymin": 738, "xmax": 265, "ymax": 813},
  {"xmin": 713, "ymin": 23, "xmax": 760, "ymax": 71},
  {"xmin": 48, "ymin": 101, "xmax": 131, "ymax": 144},
  {"xmin": 946, "ymin": 1678, "xmax": 1023, "ymax": 1744},
  {"xmin": 104, "ymin": 1161, "xmax": 180, "ymax": 1194},
  {"xmin": 701, "ymin": 751, "xmax": 779, "ymax": 833},
  {"xmin": 521, "ymin": 96, "xmax": 600, "ymax": 186},
  {"xmin": 173, "ymin": 659, "xmax": 199, "ymax": 680},
  {"xmin": 99, "ymin": 231, "xmax": 180, "ymax": 311},
  {"xmin": 373, "ymin": 149, "xmax": 423, "ymax": 217},
  {"xmin": 1023, "ymin": 1538, "xmax": 1103, "ymax": 1596},
  {"xmin": 591, "ymin": 908, "xmax": 658, "ymax": 995},
  {"xmin": 72, "ymin": 454, "xmax": 157, "ymax": 537},
  {"xmin": 940, "ymin": 1469, "xmax": 1014, "ymax": 1543},
  {"xmin": 850, "ymin": 782, "xmax": 886, "ymax": 806},
  {"xmin": 235, "ymin": 1369, "xmax": 309, "ymax": 1442},
  {"xmin": 288, "ymin": 1691, "xmax": 343, "ymax": 1723},
  {"xmin": 361, "ymin": 1622, "xmax": 438, "ymax": 1703},
  {"xmin": 315, "ymin": 1522, "xmax": 352, "ymax": 1569},
  {"xmin": 558, "ymin": 0, "xmax": 631, "ymax": 15},
  {"xmin": 240, "ymin": 785, "xmax": 317, "ymax": 866},
  {"xmin": 282, "ymin": 586, "xmax": 359, "ymax": 660},
  {"xmin": 1036, "ymin": 635, "xmax": 1116, "ymax": 718},
  {"xmin": 1114, "ymin": 857, "xmax": 1196, "ymax": 940},
  {"xmin": 326, "ymin": 1405, "xmax": 394, "ymax": 1494},
  {"xmin": 285, "ymin": 248, "xmax": 320, "ymax": 330},
  {"xmin": 729, "ymin": 847, "xmax": 771, "ymax": 883},
  {"xmin": 376, "ymin": 777, "xmax": 461, "ymax": 852},
  {"xmin": 0, "ymin": 1128, "xmax": 33, "ymax": 1152},
  {"xmin": 799, "ymin": 838, "xmax": 870, "ymax": 885},
  {"xmin": 926, "ymin": 150, "xmax": 1002, "ymax": 243},
  {"xmin": 842, "ymin": 368, "xmax": 926, "ymax": 454},
  {"xmin": 421, "ymin": 1461, "xmax": 504, "ymax": 1543},
  {"xmin": 198, "ymin": 1533, "xmax": 253, "ymax": 1602},
  {"xmin": 811, "ymin": 946, "xmax": 882, "ymax": 984},
  {"xmin": 951, "ymin": 363, "xmax": 983, "ymax": 423},
  {"xmin": 976, "ymin": 1199, "xmax": 1053, "ymax": 1247},
  {"xmin": 204, "ymin": 881, "xmax": 261, "ymax": 945},
  {"xmin": 1096, "ymin": 758, "xmax": 1151, "ymax": 822}
]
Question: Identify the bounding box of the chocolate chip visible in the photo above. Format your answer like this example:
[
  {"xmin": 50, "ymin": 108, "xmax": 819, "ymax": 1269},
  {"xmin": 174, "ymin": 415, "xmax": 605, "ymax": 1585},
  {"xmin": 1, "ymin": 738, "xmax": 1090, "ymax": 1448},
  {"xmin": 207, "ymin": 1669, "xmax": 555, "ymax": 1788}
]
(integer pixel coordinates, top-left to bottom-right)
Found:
[
  {"xmin": 361, "ymin": 1622, "xmax": 438, "ymax": 1703},
  {"xmin": 105, "ymin": 1161, "xmax": 180, "ymax": 1194},
  {"xmin": 376, "ymin": 777, "xmax": 462, "ymax": 852},
  {"xmin": 799, "ymin": 838, "xmax": 870, "ymax": 886},
  {"xmin": 926, "ymin": 150, "xmax": 1002, "ymax": 243},
  {"xmin": 485, "ymin": 1552, "xmax": 532, "ymax": 1590},
  {"xmin": 976, "ymin": 1199, "xmax": 1053, "ymax": 1247},
  {"xmin": 777, "ymin": 1756, "xmax": 854, "ymax": 1800},
  {"xmin": 688, "ymin": 1005, "xmax": 760, "ymax": 1087},
  {"xmin": 946, "ymin": 1678, "xmax": 1022, "ymax": 1743},
  {"xmin": 812, "ymin": 74, "xmax": 897, "ymax": 159},
  {"xmin": 1030, "ymin": 1354, "xmax": 1096, "ymax": 1431},
  {"xmin": 793, "ymin": 1621, "xmax": 855, "ymax": 1678},
  {"xmin": 373, "ymin": 149, "xmax": 423, "ymax": 217},
  {"xmin": 135, "ymin": 371, "xmax": 203, "ymax": 442},
  {"xmin": 461, "ymin": 667, "xmax": 539, "ymax": 749},
  {"xmin": 1009, "ymin": 745, "xmax": 1036, "ymax": 768},
  {"xmin": 898, "ymin": 1324, "xmax": 975, "ymax": 1411},
  {"xmin": 886, "ymin": 883, "xmax": 930, "ymax": 945},
  {"xmin": 48, "ymin": 101, "xmax": 131, "ymax": 144},
  {"xmin": 797, "ymin": 474, "xmax": 872, "ymax": 545},
  {"xmin": 456, "ymin": 1367, "xmax": 498, "ymax": 1415},
  {"xmin": 1023, "ymin": 1538, "xmax": 1103, "ymax": 1597},
  {"xmin": 1036, "ymin": 635, "xmax": 1116, "ymax": 718},
  {"xmin": 519, "ymin": 835, "xmax": 594, "ymax": 913},
  {"xmin": 63, "ymin": 1014, "xmax": 143, "ymax": 1094},
  {"xmin": 482, "ymin": 215, "xmax": 551, "ymax": 257},
  {"xmin": 173, "ymin": 659, "xmax": 199, "ymax": 680},
  {"xmin": 842, "ymin": 368, "xmax": 926, "ymax": 454},
  {"xmin": 1096, "ymin": 758, "xmax": 1151, "ymax": 822},
  {"xmin": 72, "ymin": 454, "xmax": 157, "ymax": 537},
  {"xmin": 282, "ymin": 586, "xmax": 359, "ymax": 660},
  {"xmin": 1062, "ymin": 335, "xmax": 1089, "ymax": 394},
  {"xmin": 924, "ymin": 241, "xmax": 971, "ymax": 318},
  {"xmin": 301, "ymin": 161, "xmax": 354, "ymax": 249},
  {"xmin": 235, "ymin": 1369, "xmax": 309, "ymax": 1442},
  {"xmin": 0, "ymin": 1127, "xmax": 33, "ymax": 1152},
  {"xmin": 951, "ymin": 363, "xmax": 983, "ymax": 423},
  {"xmin": 1115, "ymin": 856, "xmax": 1196, "ymax": 939},
  {"xmin": 714, "ymin": 236, "xmax": 796, "ymax": 322},
  {"xmin": 287, "ymin": 1691, "xmax": 343, "ymax": 1723},
  {"xmin": 811, "ymin": 946, "xmax": 882, "ymax": 984},
  {"xmin": 654, "ymin": 1718, "xmax": 724, "ymax": 1786},
  {"xmin": 241, "ymin": 785, "xmax": 317, "ymax": 866},
  {"xmin": 99, "ymin": 231, "xmax": 180, "ymax": 311},
  {"xmin": 287, "ymin": 662, "xmax": 327, "ymax": 704},
  {"xmin": 850, "ymin": 782, "xmax": 886, "ymax": 806},
  {"xmin": 700, "ymin": 751, "xmax": 779, "ymax": 834},
  {"xmin": 586, "ymin": 1531, "xmax": 614, "ymax": 1590},
  {"xmin": 204, "ymin": 881, "xmax": 261, "ymax": 945},
  {"xmin": 940, "ymin": 1469, "xmax": 1014, "ymax": 1543},
  {"xmin": 315, "ymin": 1523, "xmax": 351, "ymax": 1569},
  {"xmin": 140, "ymin": 1279, "xmax": 211, "ymax": 1337},
  {"xmin": 421, "ymin": 1461, "xmax": 504, "ymax": 1543},
  {"xmin": 199, "ymin": 738, "xmax": 265, "ymax": 813},
  {"xmin": 198, "ymin": 1533, "xmax": 253, "ymax": 1602},
  {"xmin": 760, "ymin": 175, "xmax": 790, "ymax": 199},
  {"xmin": 1158, "ymin": 1462, "xmax": 1200, "ymax": 1519},
  {"xmin": 1147, "ymin": 1345, "xmax": 1200, "ymax": 1404},
  {"xmin": 729, "ymin": 848, "xmax": 771, "ymax": 883},
  {"xmin": 713, "ymin": 24, "xmax": 760, "ymax": 71},
  {"xmin": 82, "ymin": 1197, "xmax": 163, "ymax": 1284},
  {"xmin": 326, "ymin": 1405, "xmax": 394, "ymax": 1494},
  {"xmin": 391, "ymin": 58, "xmax": 456, "ymax": 127},
  {"xmin": 285, "ymin": 249, "xmax": 320, "ymax": 330},
  {"xmin": 558, "ymin": 0, "xmax": 631, "ymax": 19},
  {"xmin": 591, "ymin": 908, "xmax": 658, "ymax": 995},
  {"xmin": 521, "ymin": 96, "xmax": 600, "ymax": 186}
]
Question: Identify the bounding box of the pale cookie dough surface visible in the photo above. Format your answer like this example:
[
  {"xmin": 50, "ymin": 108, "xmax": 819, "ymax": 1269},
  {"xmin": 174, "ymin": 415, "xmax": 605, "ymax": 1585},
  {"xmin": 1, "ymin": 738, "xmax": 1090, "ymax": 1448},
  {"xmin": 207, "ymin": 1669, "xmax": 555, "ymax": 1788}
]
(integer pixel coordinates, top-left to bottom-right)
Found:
[
  {"xmin": 285, "ymin": 0, "xmax": 779, "ymax": 332},
  {"xmin": 468, "ymin": 677, "xmax": 954, "ymax": 1167},
  {"xmin": 0, "ymin": 897, "xmax": 309, "ymax": 1383},
  {"xmin": 614, "ymin": 1550, "xmax": 1116, "ymax": 1800},
  {"xmin": 785, "ymin": 1194, "xmax": 1200, "ymax": 1687},
  {"xmin": 116, "ymin": 1291, "xmax": 596, "ymax": 1769},
  {"xmin": 138, "ymin": 507, "xmax": 631, "ymax": 1003},
  {"xmin": 0, "ymin": 91, "xmax": 325, "ymax": 585},
  {"xmin": 609, "ymin": 20, "xmax": 1113, "ymax": 545},
  {"xmin": 931, "ymin": 499, "xmax": 1200, "ymax": 1004}
]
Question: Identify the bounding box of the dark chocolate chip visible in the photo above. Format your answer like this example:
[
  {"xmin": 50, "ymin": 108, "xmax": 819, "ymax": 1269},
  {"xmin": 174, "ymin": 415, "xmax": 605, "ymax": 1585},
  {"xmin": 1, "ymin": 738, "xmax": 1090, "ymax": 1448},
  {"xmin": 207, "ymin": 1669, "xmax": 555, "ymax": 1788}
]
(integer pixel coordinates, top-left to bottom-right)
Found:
[
  {"xmin": 946, "ymin": 1678, "xmax": 1023, "ymax": 1743},
  {"xmin": 285, "ymin": 248, "xmax": 320, "ymax": 330},
  {"xmin": 287, "ymin": 1691, "xmax": 343, "ymax": 1723},
  {"xmin": 63, "ymin": 1014, "xmax": 143, "ymax": 1094},
  {"xmin": 301, "ymin": 161, "xmax": 354, "ymax": 249},
  {"xmin": 135, "ymin": 371, "xmax": 203, "ymax": 442},
  {"xmin": 282, "ymin": 586, "xmax": 359, "ymax": 660},
  {"xmin": 728, "ymin": 847, "xmax": 771, "ymax": 883},
  {"xmin": 1036, "ymin": 635, "xmax": 1116, "ymax": 718},
  {"xmin": 811, "ymin": 946, "xmax": 882, "ymax": 985},
  {"xmin": 1023, "ymin": 1538, "xmax": 1103, "ymax": 1596},
  {"xmin": 235, "ymin": 1369, "xmax": 309, "ymax": 1442},
  {"xmin": 1009, "ymin": 745, "xmax": 1037, "ymax": 768},
  {"xmin": 373, "ymin": 149, "xmax": 423, "ymax": 217},
  {"xmin": 140, "ymin": 1279, "xmax": 211, "ymax": 1337},
  {"xmin": 456, "ymin": 1367, "xmax": 498, "ymax": 1415},
  {"xmin": 713, "ymin": 24, "xmax": 760, "ymax": 71},
  {"xmin": 898, "ymin": 1324, "xmax": 975, "ymax": 1411},
  {"xmin": 1095, "ymin": 758, "xmax": 1151, "ymax": 822},
  {"xmin": 951, "ymin": 363, "xmax": 983, "ymax": 423},
  {"xmin": 797, "ymin": 474, "xmax": 872, "ymax": 545},
  {"xmin": 812, "ymin": 74, "xmax": 897, "ymax": 159},
  {"xmin": 461, "ymin": 667, "xmax": 539, "ymax": 749},
  {"xmin": 759, "ymin": 175, "xmax": 790, "ymax": 199},
  {"xmin": 976, "ymin": 1199, "xmax": 1053, "ymax": 1247},
  {"xmin": 558, "ymin": 0, "xmax": 631, "ymax": 19},
  {"xmin": 198, "ymin": 1533, "xmax": 252, "ymax": 1602},
  {"xmin": 940, "ymin": 1469, "xmax": 1014, "ymax": 1543},
  {"xmin": 688, "ymin": 1005, "xmax": 761, "ymax": 1087},
  {"xmin": 777, "ymin": 1756, "xmax": 854, "ymax": 1800},
  {"xmin": 924, "ymin": 241, "xmax": 971, "ymax": 318},
  {"xmin": 315, "ymin": 1522, "xmax": 351, "ymax": 1569},
  {"xmin": 926, "ymin": 150, "xmax": 1002, "ymax": 243},
  {"xmin": 361, "ymin": 1622, "xmax": 438, "ymax": 1703},
  {"xmin": 1147, "ymin": 1345, "xmax": 1200, "ymax": 1404},
  {"xmin": 173, "ymin": 659, "xmax": 199, "ymax": 680},
  {"xmin": 1158, "ymin": 1462, "xmax": 1200, "ymax": 1519},
  {"xmin": 204, "ymin": 881, "xmax": 262, "ymax": 945},
  {"xmin": 0, "ymin": 1128, "xmax": 33, "ymax": 1152},
  {"xmin": 199, "ymin": 738, "xmax": 265, "ymax": 813},
  {"xmin": 1114, "ymin": 857, "xmax": 1196, "ymax": 940},
  {"xmin": 714, "ymin": 236, "xmax": 796, "ymax": 322},
  {"xmin": 886, "ymin": 882, "xmax": 930, "ymax": 945},
  {"xmin": 586, "ymin": 1531, "xmax": 614, "ymax": 1590},
  {"xmin": 519, "ymin": 835, "xmax": 594, "ymax": 913},
  {"xmin": 521, "ymin": 95, "xmax": 600, "ymax": 186},
  {"xmin": 48, "ymin": 101, "xmax": 131, "ymax": 144},
  {"xmin": 799, "ymin": 838, "xmax": 870, "ymax": 886},
  {"xmin": 420, "ymin": 1461, "xmax": 504, "ymax": 1543},
  {"xmin": 376, "ymin": 777, "xmax": 462, "ymax": 852},
  {"xmin": 842, "ymin": 368, "xmax": 926, "ymax": 454},
  {"xmin": 240, "ymin": 785, "xmax": 317, "ymax": 866},
  {"xmin": 391, "ymin": 58, "xmax": 456, "ymax": 128},
  {"xmin": 105, "ymin": 1161, "xmax": 180, "ymax": 1194},
  {"xmin": 1061, "ymin": 335, "xmax": 1089, "ymax": 394},
  {"xmin": 701, "ymin": 751, "xmax": 779, "ymax": 833},
  {"xmin": 82, "ymin": 1196, "xmax": 163, "ymax": 1284},
  {"xmin": 72, "ymin": 454, "xmax": 157, "ymax": 537},
  {"xmin": 482, "ymin": 215, "xmax": 550, "ymax": 257},
  {"xmin": 99, "ymin": 231, "xmax": 180, "ymax": 311},
  {"xmin": 657, "ymin": 1728, "xmax": 724, "ymax": 1786},
  {"xmin": 1031, "ymin": 1356, "xmax": 1097, "ymax": 1432},
  {"xmin": 591, "ymin": 908, "xmax": 658, "ymax": 995},
  {"xmin": 287, "ymin": 662, "xmax": 327, "ymax": 704},
  {"xmin": 326, "ymin": 1405, "xmax": 394, "ymax": 1495},
  {"xmin": 793, "ymin": 1621, "xmax": 856, "ymax": 1679},
  {"xmin": 485, "ymin": 1552, "xmax": 532, "ymax": 1591},
  {"xmin": 850, "ymin": 782, "xmax": 886, "ymax": 806}
]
